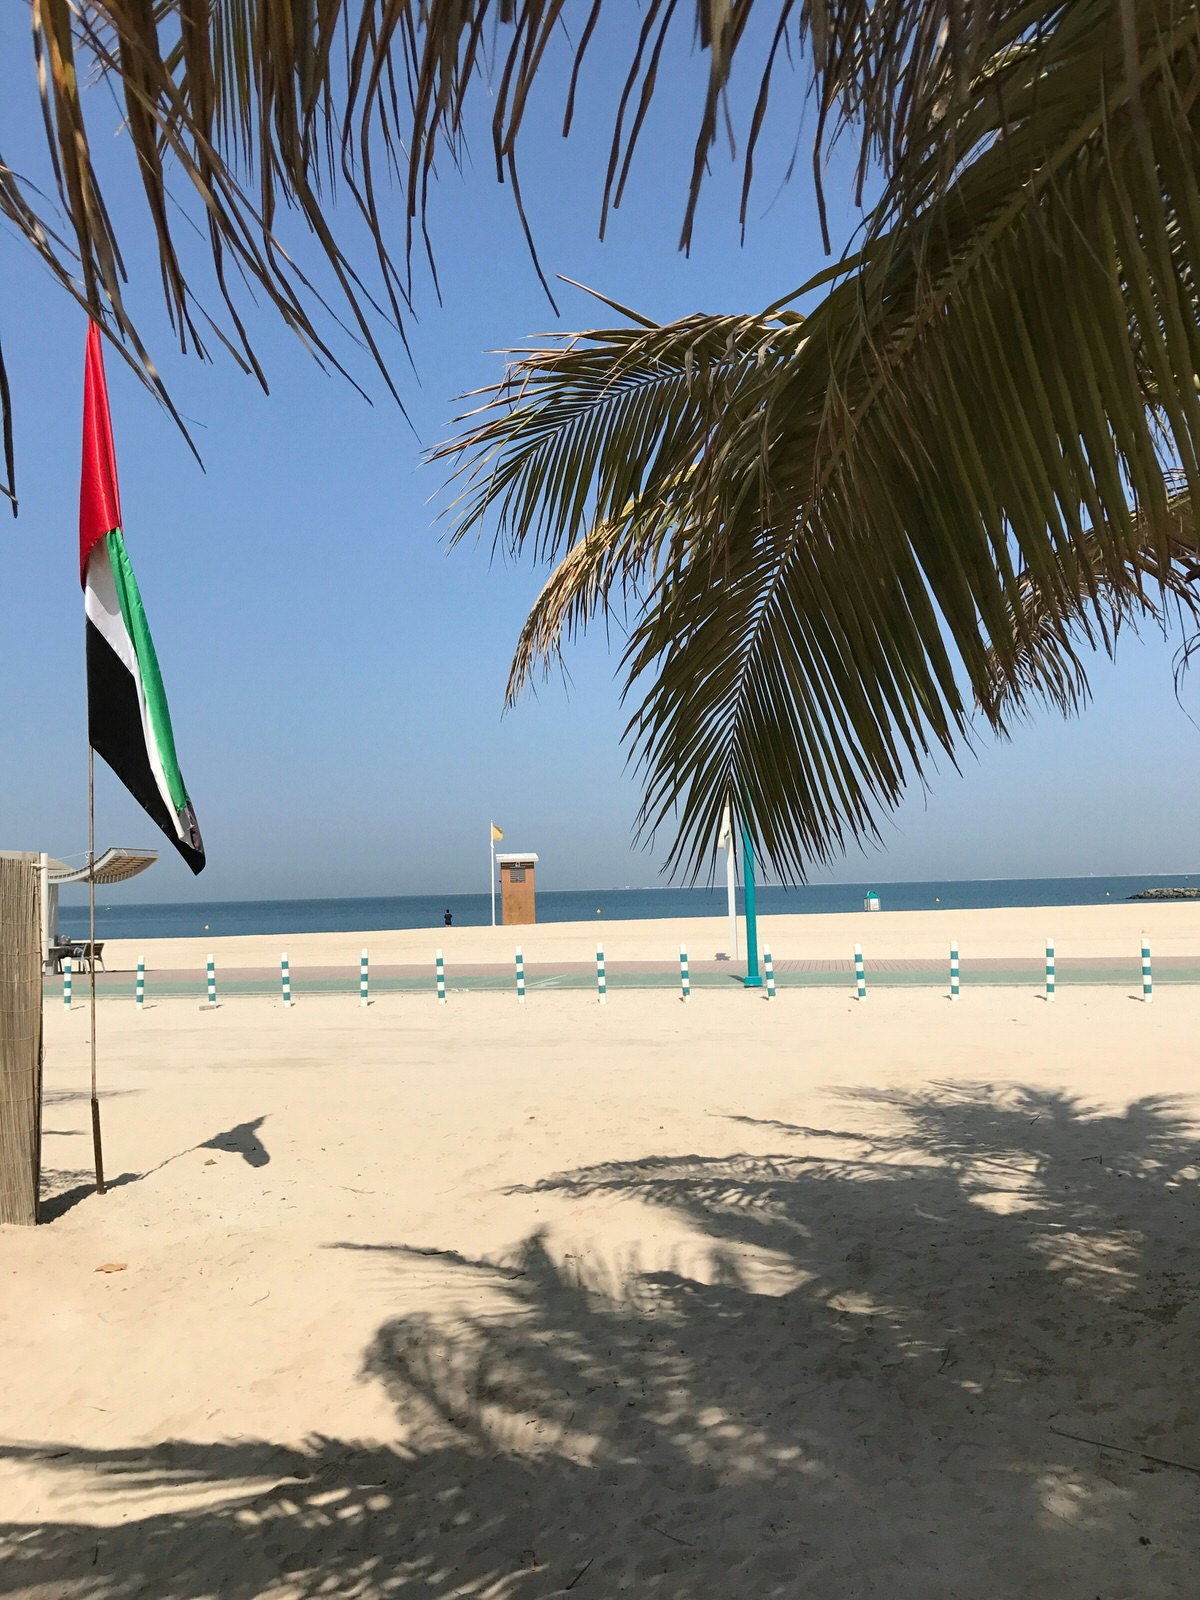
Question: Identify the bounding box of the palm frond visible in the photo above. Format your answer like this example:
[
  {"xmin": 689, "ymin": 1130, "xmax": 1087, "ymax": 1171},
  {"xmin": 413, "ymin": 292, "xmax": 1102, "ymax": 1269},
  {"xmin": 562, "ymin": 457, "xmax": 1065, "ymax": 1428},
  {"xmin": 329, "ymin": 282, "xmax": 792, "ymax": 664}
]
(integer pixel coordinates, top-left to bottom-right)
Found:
[
  {"xmin": 981, "ymin": 486, "xmax": 1200, "ymax": 721},
  {"xmin": 0, "ymin": 1, "xmax": 1064, "ymax": 500},
  {"xmin": 438, "ymin": 2, "xmax": 1200, "ymax": 879}
]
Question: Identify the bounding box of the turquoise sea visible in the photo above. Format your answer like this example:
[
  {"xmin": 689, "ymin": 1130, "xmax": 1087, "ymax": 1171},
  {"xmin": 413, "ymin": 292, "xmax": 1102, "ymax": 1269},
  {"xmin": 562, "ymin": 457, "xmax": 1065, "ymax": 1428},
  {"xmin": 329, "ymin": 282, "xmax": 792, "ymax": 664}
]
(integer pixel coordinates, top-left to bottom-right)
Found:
[{"xmin": 58, "ymin": 875, "xmax": 1197, "ymax": 941}]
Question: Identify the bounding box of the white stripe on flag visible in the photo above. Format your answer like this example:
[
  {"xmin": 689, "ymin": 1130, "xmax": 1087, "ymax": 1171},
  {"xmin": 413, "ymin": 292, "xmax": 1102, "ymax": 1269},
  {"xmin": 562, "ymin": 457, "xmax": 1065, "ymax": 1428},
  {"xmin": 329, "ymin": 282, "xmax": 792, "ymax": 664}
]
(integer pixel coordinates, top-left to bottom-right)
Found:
[{"xmin": 85, "ymin": 540, "xmax": 185, "ymax": 846}]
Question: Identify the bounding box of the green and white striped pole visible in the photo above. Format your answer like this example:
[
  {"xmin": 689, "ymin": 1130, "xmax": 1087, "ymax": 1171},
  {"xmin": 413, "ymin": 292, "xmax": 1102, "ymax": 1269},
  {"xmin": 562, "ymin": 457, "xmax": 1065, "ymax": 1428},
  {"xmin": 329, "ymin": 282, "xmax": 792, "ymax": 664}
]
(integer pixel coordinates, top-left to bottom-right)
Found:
[
  {"xmin": 135, "ymin": 956, "xmax": 144, "ymax": 1010},
  {"xmin": 1045, "ymin": 938, "xmax": 1055, "ymax": 1002},
  {"xmin": 281, "ymin": 952, "xmax": 292, "ymax": 1006},
  {"xmin": 359, "ymin": 948, "xmax": 369, "ymax": 1007},
  {"xmin": 596, "ymin": 942, "xmax": 606, "ymax": 1005},
  {"xmin": 63, "ymin": 956, "xmax": 72, "ymax": 1010},
  {"xmin": 679, "ymin": 944, "xmax": 691, "ymax": 1004},
  {"xmin": 763, "ymin": 947, "xmax": 776, "ymax": 1000},
  {"xmin": 515, "ymin": 946, "xmax": 526, "ymax": 1004},
  {"xmin": 854, "ymin": 943, "xmax": 867, "ymax": 1001},
  {"xmin": 206, "ymin": 953, "xmax": 217, "ymax": 1007},
  {"xmin": 1141, "ymin": 934, "xmax": 1153, "ymax": 1003},
  {"xmin": 436, "ymin": 948, "xmax": 446, "ymax": 1004},
  {"xmin": 950, "ymin": 941, "xmax": 960, "ymax": 1001}
]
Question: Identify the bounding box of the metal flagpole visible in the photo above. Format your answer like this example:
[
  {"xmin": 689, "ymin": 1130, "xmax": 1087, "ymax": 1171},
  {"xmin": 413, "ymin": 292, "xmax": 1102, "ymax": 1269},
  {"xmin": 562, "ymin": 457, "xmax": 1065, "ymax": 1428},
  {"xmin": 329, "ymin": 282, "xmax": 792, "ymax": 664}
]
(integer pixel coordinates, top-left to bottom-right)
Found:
[
  {"xmin": 88, "ymin": 746, "xmax": 106, "ymax": 1194},
  {"xmin": 490, "ymin": 821, "xmax": 496, "ymax": 927},
  {"xmin": 722, "ymin": 801, "xmax": 739, "ymax": 961}
]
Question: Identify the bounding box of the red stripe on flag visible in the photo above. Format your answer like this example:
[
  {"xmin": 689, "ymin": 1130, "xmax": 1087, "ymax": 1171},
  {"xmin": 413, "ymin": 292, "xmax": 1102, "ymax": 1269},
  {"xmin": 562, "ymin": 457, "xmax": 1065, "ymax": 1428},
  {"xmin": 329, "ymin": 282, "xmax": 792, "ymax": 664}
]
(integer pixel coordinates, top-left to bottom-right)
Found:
[{"xmin": 80, "ymin": 322, "xmax": 122, "ymax": 586}]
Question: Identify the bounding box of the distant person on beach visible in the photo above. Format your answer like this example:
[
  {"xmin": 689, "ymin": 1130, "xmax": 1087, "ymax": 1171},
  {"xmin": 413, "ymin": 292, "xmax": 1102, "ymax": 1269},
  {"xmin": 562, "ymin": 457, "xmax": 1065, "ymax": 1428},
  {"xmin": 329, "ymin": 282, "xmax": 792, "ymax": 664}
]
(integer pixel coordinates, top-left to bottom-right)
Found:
[{"xmin": 443, "ymin": 908, "xmax": 453, "ymax": 927}]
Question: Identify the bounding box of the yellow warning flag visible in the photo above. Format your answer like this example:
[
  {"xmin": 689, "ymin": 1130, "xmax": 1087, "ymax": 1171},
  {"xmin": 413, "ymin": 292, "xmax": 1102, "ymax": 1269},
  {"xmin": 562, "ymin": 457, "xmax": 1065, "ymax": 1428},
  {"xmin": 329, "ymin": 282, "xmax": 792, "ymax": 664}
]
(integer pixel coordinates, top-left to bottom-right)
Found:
[{"xmin": 491, "ymin": 823, "xmax": 504, "ymax": 842}]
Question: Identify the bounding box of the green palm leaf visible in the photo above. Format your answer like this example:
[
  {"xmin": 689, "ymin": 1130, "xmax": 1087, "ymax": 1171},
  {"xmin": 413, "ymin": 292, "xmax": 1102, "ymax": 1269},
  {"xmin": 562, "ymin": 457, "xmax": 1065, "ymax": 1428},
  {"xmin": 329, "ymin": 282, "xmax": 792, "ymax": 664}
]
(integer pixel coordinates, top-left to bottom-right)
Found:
[
  {"xmin": 0, "ymin": 2, "xmax": 1141, "ymax": 504},
  {"xmin": 4, "ymin": 2, "xmax": 1197, "ymax": 887},
  {"xmin": 439, "ymin": 2, "xmax": 1200, "ymax": 878}
]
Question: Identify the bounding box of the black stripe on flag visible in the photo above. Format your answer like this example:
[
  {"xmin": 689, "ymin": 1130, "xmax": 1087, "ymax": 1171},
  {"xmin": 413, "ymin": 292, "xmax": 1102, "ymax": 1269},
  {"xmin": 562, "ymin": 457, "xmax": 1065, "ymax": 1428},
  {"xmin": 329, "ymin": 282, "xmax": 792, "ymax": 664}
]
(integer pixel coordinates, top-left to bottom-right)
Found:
[{"xmin": 86, "ymin": 619, "xmax": 205, "ymax": 874}]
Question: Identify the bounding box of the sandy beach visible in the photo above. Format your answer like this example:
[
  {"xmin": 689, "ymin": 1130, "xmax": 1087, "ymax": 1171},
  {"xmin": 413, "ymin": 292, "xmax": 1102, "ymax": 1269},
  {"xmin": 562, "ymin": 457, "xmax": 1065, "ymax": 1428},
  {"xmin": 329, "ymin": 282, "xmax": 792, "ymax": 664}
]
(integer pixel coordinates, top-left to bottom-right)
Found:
[
  {"xmin": 103, "ymin": 898, "xmax": 1200, "ymax": 974},
  {"xmin": 4, "ymin": 905, "xmax": 1200, "ymax": 1597}
]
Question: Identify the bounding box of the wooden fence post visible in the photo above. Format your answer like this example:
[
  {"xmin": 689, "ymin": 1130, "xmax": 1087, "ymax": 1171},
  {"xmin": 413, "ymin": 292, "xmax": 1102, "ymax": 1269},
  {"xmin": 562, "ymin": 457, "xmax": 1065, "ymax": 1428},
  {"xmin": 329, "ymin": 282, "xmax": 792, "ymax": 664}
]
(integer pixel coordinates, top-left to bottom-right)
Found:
[{"xmin": 0, "ymin": 854, "xmax": 43, "ymax": 1225}]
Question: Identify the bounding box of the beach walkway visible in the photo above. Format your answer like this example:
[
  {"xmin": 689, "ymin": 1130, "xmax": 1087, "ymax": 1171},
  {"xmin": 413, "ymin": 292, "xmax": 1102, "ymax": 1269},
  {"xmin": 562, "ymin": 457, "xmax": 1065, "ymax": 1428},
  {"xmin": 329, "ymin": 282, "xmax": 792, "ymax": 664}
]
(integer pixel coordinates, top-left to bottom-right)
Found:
[{"xmin": 45, "ymin": 952, "xmax": 1200, "ymax": 1000}]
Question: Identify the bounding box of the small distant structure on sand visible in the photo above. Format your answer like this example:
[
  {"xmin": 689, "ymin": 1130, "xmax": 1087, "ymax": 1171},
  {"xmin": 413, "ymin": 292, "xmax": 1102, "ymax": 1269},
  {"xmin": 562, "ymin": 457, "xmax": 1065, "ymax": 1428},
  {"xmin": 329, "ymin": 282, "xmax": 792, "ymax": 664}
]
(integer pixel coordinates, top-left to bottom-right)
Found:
[
  {"xmin": 0, "ymin": 848, "xmax": 158, "ymax": 965},
  {"xmin": 497, "ymin": 851, "xmax": 539, "ymax": 926}
]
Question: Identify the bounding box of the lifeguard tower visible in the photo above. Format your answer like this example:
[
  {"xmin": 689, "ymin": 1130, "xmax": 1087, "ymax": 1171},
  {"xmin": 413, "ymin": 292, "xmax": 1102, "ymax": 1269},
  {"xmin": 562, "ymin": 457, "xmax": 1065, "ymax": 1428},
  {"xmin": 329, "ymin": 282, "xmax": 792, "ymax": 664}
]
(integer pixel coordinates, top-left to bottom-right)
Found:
[{"xmin": 497, "ymin": 852, "xmax": 539, "ymax": 926}]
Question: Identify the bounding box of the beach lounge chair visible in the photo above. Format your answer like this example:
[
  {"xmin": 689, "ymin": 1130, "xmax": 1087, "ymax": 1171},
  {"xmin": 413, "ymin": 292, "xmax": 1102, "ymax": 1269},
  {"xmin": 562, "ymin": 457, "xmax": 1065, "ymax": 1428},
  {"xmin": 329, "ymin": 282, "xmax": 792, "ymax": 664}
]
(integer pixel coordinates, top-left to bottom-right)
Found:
[{"xmin": 69, "ymin": 941, "xmax": 106, "ymax": 973}]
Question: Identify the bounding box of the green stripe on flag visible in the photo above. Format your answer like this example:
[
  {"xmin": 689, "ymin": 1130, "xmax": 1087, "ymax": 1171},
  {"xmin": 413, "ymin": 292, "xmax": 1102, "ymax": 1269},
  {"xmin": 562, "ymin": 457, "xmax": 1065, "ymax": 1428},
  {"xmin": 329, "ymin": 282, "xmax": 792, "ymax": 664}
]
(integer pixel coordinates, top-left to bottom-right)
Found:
[{"xmin": 105, "ymin": 528, "xmax": 191, "ymax": 813}]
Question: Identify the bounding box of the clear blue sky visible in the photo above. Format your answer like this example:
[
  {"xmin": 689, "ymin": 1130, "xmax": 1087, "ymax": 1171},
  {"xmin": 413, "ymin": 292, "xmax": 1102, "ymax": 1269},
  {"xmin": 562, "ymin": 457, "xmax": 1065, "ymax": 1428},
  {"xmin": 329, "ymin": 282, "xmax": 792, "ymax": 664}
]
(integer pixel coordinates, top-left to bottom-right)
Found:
[{"xmin": 1, "ymin": 13, "xmax": 1196, "ymax": 901}]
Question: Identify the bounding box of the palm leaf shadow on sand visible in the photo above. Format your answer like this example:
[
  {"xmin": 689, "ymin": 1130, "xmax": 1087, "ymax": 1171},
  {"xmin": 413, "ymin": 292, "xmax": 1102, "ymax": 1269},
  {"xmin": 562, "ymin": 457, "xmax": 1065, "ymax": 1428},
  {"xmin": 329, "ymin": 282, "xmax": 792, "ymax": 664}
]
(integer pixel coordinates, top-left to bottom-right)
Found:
[{"xmin": 4, "ymin": 1085, "xmax": 1200, "ymax": 1597}]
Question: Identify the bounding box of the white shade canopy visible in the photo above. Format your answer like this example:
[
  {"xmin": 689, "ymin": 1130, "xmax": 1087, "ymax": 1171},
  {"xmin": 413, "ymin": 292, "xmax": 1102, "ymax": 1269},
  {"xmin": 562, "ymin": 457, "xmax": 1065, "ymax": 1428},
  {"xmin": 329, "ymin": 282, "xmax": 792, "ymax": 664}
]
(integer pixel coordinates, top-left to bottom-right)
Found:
[
  {"xmin": 45, "ymin": 847, "xmax": 158, "ymax": 886},
  {"xmin": 0, "ymin": 848, "xmax": 160, "ymax": 962}
]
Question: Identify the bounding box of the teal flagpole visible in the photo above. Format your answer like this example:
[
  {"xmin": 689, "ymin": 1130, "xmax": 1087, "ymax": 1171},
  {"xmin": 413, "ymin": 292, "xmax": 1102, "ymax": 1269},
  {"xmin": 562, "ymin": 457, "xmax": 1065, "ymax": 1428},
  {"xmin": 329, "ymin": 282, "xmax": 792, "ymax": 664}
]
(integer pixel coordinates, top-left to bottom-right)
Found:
[{"xmin": 740, "ymin": 814, "xmax": 762, "ymax": 988}]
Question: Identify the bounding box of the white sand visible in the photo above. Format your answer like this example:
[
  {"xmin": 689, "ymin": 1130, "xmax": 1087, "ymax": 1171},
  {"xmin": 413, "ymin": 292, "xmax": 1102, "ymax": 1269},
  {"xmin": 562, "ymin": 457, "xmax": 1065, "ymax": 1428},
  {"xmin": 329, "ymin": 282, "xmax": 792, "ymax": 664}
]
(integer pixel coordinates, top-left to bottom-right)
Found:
[
  {"xmin": 105, "ymin": 898, "xmax": 1200, "ymax": 972},
  {"xmin": 3, "ymin": 950, "xmax": 1200, "ymax": 1596}
]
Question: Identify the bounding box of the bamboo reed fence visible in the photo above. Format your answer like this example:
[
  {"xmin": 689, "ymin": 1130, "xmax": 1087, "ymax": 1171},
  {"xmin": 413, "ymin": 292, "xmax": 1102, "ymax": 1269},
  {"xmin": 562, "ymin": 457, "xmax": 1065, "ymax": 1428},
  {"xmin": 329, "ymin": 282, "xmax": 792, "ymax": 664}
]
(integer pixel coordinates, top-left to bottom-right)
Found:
[{"xmin": 0, "ymin": 854, "xmax": 42, "ymax": 1224}]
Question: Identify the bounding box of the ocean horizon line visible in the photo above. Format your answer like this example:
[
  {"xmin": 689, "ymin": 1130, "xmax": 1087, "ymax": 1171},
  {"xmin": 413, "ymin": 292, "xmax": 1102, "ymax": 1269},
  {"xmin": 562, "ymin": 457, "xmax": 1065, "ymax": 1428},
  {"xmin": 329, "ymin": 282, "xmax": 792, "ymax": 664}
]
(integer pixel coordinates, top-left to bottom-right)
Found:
[
  {"xmin": 60, "ymin": 868, "xmax": 1197, "ymax": 911},
  {"xmin": 57, "ymin": 874, "xmax": 1199, "ymax": 941}
]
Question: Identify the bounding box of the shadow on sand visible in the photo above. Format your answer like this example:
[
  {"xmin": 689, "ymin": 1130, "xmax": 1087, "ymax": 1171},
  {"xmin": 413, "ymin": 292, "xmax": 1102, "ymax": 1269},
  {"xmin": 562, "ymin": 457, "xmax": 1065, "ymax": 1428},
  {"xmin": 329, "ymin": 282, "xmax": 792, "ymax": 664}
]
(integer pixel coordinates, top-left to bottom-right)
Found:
[
  {"xmin": 36, "ymin": 1118, "xmax": 272, "ymax": 1223},
  {"xmin": 4, "ymin": 1085, "xmax": 1199, "ymax": 1596},
  {"xmin": 37, "ymin": 1173, "xmax": 141, "ymax": 1223},
  {"xmin": 200, "ymin": 1116, "xmax": 271, "ymax": 1168}
]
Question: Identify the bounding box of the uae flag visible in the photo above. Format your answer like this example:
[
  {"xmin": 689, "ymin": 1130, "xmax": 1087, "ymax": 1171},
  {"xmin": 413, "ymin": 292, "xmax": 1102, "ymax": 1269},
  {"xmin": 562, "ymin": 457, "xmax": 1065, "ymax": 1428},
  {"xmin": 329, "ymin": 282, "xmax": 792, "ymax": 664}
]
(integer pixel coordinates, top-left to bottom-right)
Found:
[{"xmin": 81, "ymin": 324, "xmax": 205, "ymax": 873}]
